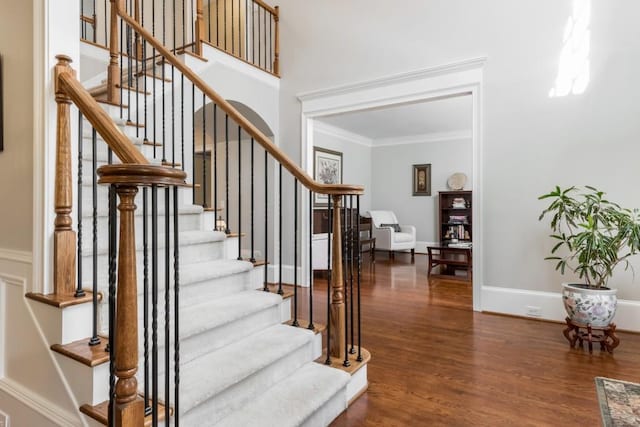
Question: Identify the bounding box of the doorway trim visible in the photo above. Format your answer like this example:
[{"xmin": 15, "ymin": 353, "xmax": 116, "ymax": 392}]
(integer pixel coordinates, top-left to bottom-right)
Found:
[{"xmin": 297, "ymin": 57, "xmax": 486, "ymax": 311}]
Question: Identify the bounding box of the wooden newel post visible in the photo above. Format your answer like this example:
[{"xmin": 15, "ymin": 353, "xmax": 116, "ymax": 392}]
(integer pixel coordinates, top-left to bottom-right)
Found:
[
  {"xmin": 273, "ymin": 6, "xmax": 280, "ymax": 75},
  {"xmin": 107, "ymin": 0, "xmax": 121, "ymax": 104},
  {"xmin": 330, "ymin": 194, "xmax": 346, "ymax": 359},
  {"xmin": 113, "ymin": 184, "xmax": 144, "ymax": 426},
  {"xmin": 195, "ymin": 0, "xmax": 204, "ymax": 56},
  {"xmin": 53, "ymin": 55, "xmax": 77, "ymax": 296}
]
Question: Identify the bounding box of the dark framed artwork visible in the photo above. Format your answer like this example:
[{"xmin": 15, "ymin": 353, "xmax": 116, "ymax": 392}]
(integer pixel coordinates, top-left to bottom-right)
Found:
[
  {"xmin": 412, "ymin": 164, "xmax": 431, "ymax": 196},
  {"xmin": 313, "ymin": 146, "xmax": 343, "ymax": 207},
  {"xmin": 0, "ymin": 55, "xmax": 3, "ymax": 152}
]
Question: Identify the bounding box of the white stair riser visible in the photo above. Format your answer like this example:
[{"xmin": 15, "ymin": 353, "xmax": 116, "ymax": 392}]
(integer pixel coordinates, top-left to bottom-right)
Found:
[
  {"xmin": 183, "ymin": 340, "xmax": 315, "ymax": 425},
  {"xmin": 301, "ymin": 386, "xmax": 349, "ymax": 427},
  {"xmin": 55, "ymin": 355, "xmax": 110, "ymax": 406}
]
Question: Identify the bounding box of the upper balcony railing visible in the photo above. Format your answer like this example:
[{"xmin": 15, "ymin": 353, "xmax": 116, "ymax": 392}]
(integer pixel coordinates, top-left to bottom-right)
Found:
[{"xmin": 80, "ymin": 0, "xmax": 279, "ymax": 76}]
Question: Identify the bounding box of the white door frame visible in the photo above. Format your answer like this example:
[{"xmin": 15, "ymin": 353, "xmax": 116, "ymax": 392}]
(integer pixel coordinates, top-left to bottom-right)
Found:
[{"xmin": 297, "ymin": 57, "xmax": 486, "ymax": 311}]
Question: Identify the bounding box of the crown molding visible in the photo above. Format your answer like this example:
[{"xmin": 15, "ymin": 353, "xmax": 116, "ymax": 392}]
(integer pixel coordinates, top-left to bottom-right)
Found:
[
  {"xmin": 298, "ymin": 57, "xmax": 487, "ymax": 103},
  {"xmin": 373, "ymin": 130, "xmax": 472, "ymax": 147},
  {"xmin": 313, "ymin": 121, "xmax": 373, "ymax": 147}
]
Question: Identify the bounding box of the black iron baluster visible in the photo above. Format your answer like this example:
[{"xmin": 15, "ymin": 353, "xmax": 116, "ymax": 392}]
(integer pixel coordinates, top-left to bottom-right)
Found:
[
  {"xmin": 224, "ymin": 114, "xmax": 230, "ymax": 233},
  {"xmin": 143, "ymin": 0, "xmax": 148, "ymax": 146},
  {"xmin": 308, "ymin": 190, "xmax": 314, "ymax": 331},
  {"xmin": 191, "ymin": 83, "xmax": 195, "ymax": 205},
  {"xmin": 173, "ymin": 185, "xmax": 181, "ymax": 426},
  {"xmin": 292, "ymin": 178, "xmax": 299, "ymax": 326},
  {"xmin": 231, "ymin": 0, "xmax": 234, "ymax": 54},
  {"xmin": 125, "ymin": 16, "xmax": 131, "ymax": 125},
  {"xmin": 92, "ymin": 0, "xmax": 97, "ymax": 43},
  {"xmin": 213, "ymin": 104, "xmax": 218, "ymax": 216},
  {"xmin": 164, "ymin": 186, "xmax": 171, "ymax": 427},
  {"xmin": 237, "ymin": 125, "xmax": 242, "ymax": 260},
  {"xmin": 356, "ymin": 195, "xmax": 363, "ymax": 362},
  {"xmin": 245, "ymin": 0, "xmax": 248, "ymax": 60},
  {"xmin": 349, "ymin": 195, "xmax": 355, "ymax": 355},
  {"xmin": 81, "ymin": 0, "xmax": 85, "ymax": 39},
  {"xmin": 151, "ymin": 185, "xmax": 159, "ymax": 425},
  {"xmin": 76, "ymin": 112, "xmax": 86, "ymax": 298},
  {"xmin": 104, "ymin": 0, "xmax": 108, "ymax": 46},
  {"xmin": 325, "ymin": 197, "xmax": 332, "ymax": 366},
  {"xmin": 250, "ymin": 137, "xmax": 255, "ymax": 262},
  {"xmin": 143, "ymin": 187, "xmax": 151, "ymax": 415},
  {"xmin": 89, "ymin": 127, "xmax": 100, "ymax": 345},
  {"xmin": 181, "ymin": 75, "xmax": 185, "ymax": 171},
  {"xmin": 202, "ymin": 93, "xmax": 207, "ymax": 208},
  {"xmin": 161, "ymin": 0, "xmax": 167, "ymax": 164},
  {"xmin": 152, "ymin": 0, "xmax": 157, "ymax": 158},
  {"xmin": 119, "ymin": 18, "xmax": 124, "ymax": 118},
  {"xmin": 263, "ymin": 150, "xmax": 269, "ymax": 292},
  {"xmin": 208, "ymin": 0, "xmax": 212, "ymax": 42},
  {"xmin": 171, "ymin": 0, "xmax": 176, "ymax": 168},
  {"xmin": 263, "ymin": 6, "xmax": 266, "ymax": 69},
  {"xmin": 277, "ymin": 164, "xmax": 283, "ymax": 295},
  {"xmin": 269, "ymin": 10, "xmax": 272, "ymax": 72}
]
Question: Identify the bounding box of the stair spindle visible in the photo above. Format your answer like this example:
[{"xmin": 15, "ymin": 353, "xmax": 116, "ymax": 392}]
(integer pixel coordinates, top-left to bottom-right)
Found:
[
  {"xmin": 357, "ymin": 195, "xmax": 363, "ymax": 362},
  {"xmin": 263, "ymin": 150, "xmax": 269, "ymax": 292},
  {"xmin": 76, "ymin": 111, "xmax": 86, "ymax": 299},
  {"xmin": 89, "ymin": 127, "xmax": 101, "ymax": 346},
  {"xmin": 278, "ymin": 164, "xmax": 283, "ymax": 295},
  {"xmin": 237, "ymin": 124, "xmax": 242, "ymax": 260},
  {"xmin": 292, "ymin": 178, "xmax": 299, "ymax": 326},
  {"xmin": 308, "ymin": 190, "xmax": 314, "ymax": 331},
  {"xmin": 250, "ymin": 137, "xmax": 255, "ymax": 262},
  {"xmin": 325, "ymin": 197, "xmax": 332, "ymax": 365}
]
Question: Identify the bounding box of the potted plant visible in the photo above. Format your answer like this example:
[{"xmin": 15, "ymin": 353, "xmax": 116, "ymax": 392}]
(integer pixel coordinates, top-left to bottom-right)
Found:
[{"xmin": 539, "ymin": 186, "xmax": 640, "ymax": 327}]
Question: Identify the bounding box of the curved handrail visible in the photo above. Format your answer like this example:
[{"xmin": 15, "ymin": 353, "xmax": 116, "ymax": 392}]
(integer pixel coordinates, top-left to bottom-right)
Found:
[
  {"xmin": 56, "ymin": 56, "xmax": 148, "ymax": 165},
  {"xmin": 116, "ymin": 6, "xmax": 363, "ymax": 196}
]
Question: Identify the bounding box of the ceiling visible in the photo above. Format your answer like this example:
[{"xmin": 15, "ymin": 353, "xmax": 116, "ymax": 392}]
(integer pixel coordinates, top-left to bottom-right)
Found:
[{"xmin": 316, "ymin": 94, "xmax": 472, "ymax": 145}]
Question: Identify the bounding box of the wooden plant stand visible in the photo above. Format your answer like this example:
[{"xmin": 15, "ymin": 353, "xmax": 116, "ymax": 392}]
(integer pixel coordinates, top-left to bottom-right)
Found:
[{"xmin": 563, "ymin": 317, "xmax": 620, "ymax": 354}]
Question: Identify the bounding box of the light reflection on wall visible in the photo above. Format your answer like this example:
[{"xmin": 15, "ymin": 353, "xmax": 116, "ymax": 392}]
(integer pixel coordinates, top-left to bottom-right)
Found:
[{"xmin": 549, "ymin": 0, "xmax": 591, "ymax": 97}]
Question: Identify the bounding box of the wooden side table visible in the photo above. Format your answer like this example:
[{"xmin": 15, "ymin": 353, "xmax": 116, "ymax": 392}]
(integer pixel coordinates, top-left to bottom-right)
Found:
[
  {"xmin": 563, "ymin": 317, "xmax": 620, "ymax": 354},
  {"xmin": 427, "ymin": 245, "xmax": 472, "ymax": 281}
]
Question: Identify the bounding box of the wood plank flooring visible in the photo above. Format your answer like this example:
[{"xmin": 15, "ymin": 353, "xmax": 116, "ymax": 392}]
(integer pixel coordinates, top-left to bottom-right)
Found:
[{"xmin": 301, "ymin": 252, "xmax": 640, "ymax": 426}]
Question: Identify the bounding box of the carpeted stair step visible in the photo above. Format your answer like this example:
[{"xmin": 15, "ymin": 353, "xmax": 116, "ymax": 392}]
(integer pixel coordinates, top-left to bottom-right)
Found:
[
  {"xmin": 143, "ymin": 289, "xmax": 287, "ymax": 371},
  {"xmin": 174, "ymin": 324, "xmax": 317, "ymax": 425},
  {"xmin": 80, "ymin": 230, "xmax": 226, "ymax": 289},
  {"xmin": 216, "ymin": 362, "xmax": 350, "ymax": 427}
]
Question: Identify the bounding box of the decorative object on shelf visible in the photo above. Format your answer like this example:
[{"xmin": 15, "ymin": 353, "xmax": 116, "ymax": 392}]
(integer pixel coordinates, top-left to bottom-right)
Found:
[
  {"xmin": 313, "ymin": 146, "xmax": 342, "ymax": 207},
  {"xmin": 539, "ymin": 186, "xmax": 640, "ymax": 337},
  {"xmin": 447, "ymin": 172, "xmax": 467, "ymax": 190},
  {"xmin": 215, "ymin": 216, "xmax": 226, "ymax": 232},
  {"xmin": 451, "ymin": 197, "xmax": 467, "ymax": 208},
  {"xmin": 412, "ymin": 163, "xmax": 431, "ymax": 196}
]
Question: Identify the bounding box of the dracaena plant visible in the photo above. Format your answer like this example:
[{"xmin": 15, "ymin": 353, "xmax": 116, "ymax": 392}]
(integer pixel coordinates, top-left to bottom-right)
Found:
[{"xmin": 538, "ymin": 186, "xmax": 640, "ymax": 288}]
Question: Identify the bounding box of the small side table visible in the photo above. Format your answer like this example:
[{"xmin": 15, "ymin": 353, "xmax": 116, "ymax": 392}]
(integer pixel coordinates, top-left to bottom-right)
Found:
[{"xmin": 563, "ymin": 317, "xmax": 620, "ymax": 354}]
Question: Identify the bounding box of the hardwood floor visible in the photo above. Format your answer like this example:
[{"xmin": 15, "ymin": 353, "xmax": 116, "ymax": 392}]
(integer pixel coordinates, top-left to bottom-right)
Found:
[{"xmin": 303, "ymin": 252, "xmax": 640, "ymax": 426}]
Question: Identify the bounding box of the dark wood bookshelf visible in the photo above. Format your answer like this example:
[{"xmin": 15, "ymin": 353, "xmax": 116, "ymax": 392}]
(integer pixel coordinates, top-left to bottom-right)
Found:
[{"xmin": 438, "ymin": 190, "xmax": 472, "ymax": 244}]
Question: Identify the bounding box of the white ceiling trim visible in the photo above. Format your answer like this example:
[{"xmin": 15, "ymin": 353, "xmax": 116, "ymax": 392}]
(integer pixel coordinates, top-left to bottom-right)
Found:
[
  {"xmin": 313, "ymin": 121, "xmax": 373, "ymax": 147},
  {"xmin": 373, "ymin": 130, "xmax": 472, "ymax": 147},
  {"xmin": 298, "ymin": 57, "xmax": 487, "ymax": 103}
]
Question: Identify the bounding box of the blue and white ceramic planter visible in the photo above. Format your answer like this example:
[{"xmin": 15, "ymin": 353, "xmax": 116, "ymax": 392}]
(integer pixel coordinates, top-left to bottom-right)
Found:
[{"xmin": 562, "ymin": 283, "xmax": 617, "ymax": 327}]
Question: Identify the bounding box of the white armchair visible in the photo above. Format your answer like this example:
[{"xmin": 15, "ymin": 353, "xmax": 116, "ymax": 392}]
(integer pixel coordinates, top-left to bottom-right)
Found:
[{"xmin": 367, "ymin": 210, "xmax": 416, "ymax": 261}]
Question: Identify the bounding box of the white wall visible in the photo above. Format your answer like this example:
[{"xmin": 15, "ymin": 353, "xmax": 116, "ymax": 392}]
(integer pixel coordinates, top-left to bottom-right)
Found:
[
  {"xmin": 278, "ymin": 0, "xmax": 640, "ymax": 301},
  {"xmin": 371, "ymin": 137, "xmax": 472, "ymax": 245},
  {"xmin": 313, "ymin": 123, "xmax": 372, "ymax": 213}
]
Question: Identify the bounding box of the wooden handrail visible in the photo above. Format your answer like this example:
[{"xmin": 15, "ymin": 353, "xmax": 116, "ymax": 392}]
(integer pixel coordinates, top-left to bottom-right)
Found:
[
  {"xmin": 55, "ymin": 57, "xmax": 148, "ymax": 165},
  {"xmin": 253, "ymin": 0, "xmax": 277, "ymax": 16},
  {"xmin": 115, "ymin": 6, "xmax": 363, "ymax": 197}
]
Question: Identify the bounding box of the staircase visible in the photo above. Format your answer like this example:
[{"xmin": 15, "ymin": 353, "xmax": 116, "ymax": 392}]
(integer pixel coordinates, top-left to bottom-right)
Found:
[{"xmin": 25, "ymin": 1, "xmax": 369, "ymax": 426}]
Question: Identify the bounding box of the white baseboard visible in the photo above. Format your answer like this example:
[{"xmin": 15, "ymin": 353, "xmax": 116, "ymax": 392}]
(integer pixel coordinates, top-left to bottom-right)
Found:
[
  {"xmin": 481, "ymin": 285, "xmax": 640, "ymax": 332},
  {"xmin": 0, "ymin": 378, "xmax": 79, "ymax": 426}
]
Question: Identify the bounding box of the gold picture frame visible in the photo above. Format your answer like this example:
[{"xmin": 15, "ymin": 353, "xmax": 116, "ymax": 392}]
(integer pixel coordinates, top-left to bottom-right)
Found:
[{"xmin": 413, "ymin": 164, "xmax": 431, "ymax": 196}]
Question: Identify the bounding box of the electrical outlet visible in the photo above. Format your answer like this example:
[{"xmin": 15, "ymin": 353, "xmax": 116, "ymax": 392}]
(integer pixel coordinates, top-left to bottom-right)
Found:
[
  {"xmin": 525, "ymin": 305, "xmax": 542, "ymax": 317},
  {"xmin": 0, "ymin": 410, "xmax": 8, "ymax": 427}
]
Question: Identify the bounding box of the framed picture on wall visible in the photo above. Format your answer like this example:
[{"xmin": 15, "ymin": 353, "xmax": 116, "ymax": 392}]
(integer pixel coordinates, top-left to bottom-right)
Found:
[
  {"xmin": 412, "ymin": 164, "xmax": 431, "ymax": 196},
  {"xmin": 313, "ymin": 146, "xmax": 343, "ymax": 207}
]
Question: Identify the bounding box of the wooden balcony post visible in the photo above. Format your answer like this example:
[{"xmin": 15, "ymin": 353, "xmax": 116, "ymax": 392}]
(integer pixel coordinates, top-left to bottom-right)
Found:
[
  {"xmin": 113, "ymin": 184, "xmax": 144, "ymax": 426},
  {"xmin": 330, "ymin": 194, "xmax": 346, "ymax": 358},
  {"xmin": 107, "ymin": 0, "xmax": 121, "ymax": 104},
  {"xmin": 195, "ymin": 0, "xmax": 204, "ymax": 56},
  {"xmin": 53, "ymin": 55, "xmax": 77, "ymax": 296},
  {"xmin": 273, "ymin": 6, "xmax": 280, "ymax": 75}
]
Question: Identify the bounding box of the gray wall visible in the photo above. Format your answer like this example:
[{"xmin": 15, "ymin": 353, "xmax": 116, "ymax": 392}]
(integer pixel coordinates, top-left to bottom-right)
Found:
[
  {"xmin": 0, "ymin": 0, "xmax": 33, "ymax": 251},
  {"xmin": 277, "ymin": 0, "xmax": 640, "ymax": 298},
  {"xmin": 371, "ymin": 138, "xmax": 472, "ymax": 244}
]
